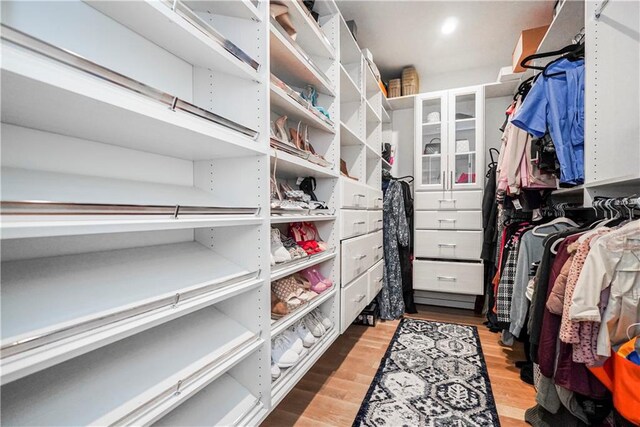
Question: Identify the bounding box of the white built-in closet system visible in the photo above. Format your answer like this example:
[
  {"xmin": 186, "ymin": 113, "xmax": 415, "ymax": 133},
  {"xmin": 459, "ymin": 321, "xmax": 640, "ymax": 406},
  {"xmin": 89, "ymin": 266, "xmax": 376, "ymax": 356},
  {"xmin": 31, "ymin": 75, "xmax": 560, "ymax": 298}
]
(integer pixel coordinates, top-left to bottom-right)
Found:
[{"xmin": 0, "ymin": 0, "xmax": 386, "ymax": 424}]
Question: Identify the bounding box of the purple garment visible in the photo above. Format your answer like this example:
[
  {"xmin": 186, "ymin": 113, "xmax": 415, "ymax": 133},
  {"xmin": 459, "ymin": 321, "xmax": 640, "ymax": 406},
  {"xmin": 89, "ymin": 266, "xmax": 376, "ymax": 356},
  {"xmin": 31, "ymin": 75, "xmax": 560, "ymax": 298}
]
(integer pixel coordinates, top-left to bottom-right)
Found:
[{"xmin": 539, "ymin": 235, "xmax": 579, "ymax": 377}]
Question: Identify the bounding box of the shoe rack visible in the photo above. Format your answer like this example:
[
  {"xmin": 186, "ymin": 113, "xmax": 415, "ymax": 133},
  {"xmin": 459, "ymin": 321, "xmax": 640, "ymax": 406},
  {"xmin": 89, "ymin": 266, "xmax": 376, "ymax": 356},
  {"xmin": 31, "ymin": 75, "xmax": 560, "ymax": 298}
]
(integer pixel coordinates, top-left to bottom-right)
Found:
[
  {"xmin": 337, "ymin": 15, "xmax": 385, "ymax": 333},
  {"xmin": 1, "ymin": 1, "xmax": 271, "ymax": 425},
  {"xmin": 267, "ymin": 0, "xmax": 342, "ymax": 411}
]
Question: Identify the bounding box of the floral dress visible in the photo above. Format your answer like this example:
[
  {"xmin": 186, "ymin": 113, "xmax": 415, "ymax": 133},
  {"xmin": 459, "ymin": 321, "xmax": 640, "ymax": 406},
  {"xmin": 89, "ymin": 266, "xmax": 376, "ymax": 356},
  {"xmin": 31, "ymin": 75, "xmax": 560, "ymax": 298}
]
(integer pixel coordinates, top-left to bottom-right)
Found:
[{"xmin": 378, "ymin": 181, "xmax": 409, "ymax": 320}]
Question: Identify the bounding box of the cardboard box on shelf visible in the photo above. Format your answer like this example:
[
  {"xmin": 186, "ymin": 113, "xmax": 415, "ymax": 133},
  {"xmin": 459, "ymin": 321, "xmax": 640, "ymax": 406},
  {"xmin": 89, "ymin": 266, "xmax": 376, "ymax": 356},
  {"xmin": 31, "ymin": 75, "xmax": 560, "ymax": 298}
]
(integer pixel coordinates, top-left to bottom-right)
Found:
[{"xmin": 512, "ymin": 25, "xmax": 549, "ymax": 73}]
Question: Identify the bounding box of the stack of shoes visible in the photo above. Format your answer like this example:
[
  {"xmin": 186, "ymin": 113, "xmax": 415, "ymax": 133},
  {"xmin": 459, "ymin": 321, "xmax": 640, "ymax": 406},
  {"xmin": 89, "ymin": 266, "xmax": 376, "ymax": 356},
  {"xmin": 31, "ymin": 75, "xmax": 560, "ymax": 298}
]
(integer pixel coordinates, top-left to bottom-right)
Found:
[
  {"xmin": 289, "ymin": 222, "xmax": 328, "ymax": 255},
  {"xmin": 280, "ymin": 234, "xmax": 307, "ymax": 261},
  {"xmin": 271, "ymin": 274, "xmax": 318, "ymax": 319},
  {"xmin": 270, "ymin": 308, "xmax": 334, "ymax": 382},
  {"xmin": 270, "ymin": 178, "xmax": 310, "ymax": 211}
]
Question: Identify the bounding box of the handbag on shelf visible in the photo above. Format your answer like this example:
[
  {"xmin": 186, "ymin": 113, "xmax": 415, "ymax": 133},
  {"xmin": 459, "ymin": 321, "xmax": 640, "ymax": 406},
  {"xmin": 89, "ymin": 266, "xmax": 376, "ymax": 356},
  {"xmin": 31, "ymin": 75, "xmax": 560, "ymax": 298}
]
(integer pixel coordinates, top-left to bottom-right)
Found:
[{"xmin": 424, "ymin": 138, "xmax": 441, "ymax": 155}]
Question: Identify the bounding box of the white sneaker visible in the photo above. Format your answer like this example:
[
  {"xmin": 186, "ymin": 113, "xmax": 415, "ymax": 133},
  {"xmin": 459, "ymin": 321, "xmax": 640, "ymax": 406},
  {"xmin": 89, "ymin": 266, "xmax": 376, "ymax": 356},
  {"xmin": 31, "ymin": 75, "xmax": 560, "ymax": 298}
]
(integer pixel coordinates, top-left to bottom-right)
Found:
[
  {"xmin": 271, "ymin": 361, "xmax": 281, "ymax": 380},
  {"xmin": 272, "ymin": 335, "xmax": 299, "ymax": 368},
  {"xmin": 282, "ymin": 329, "xmax": 305, "ymax": 354},
  {"xmin": 303, "ymin": 314, "xmax": 325, "ymax": 338},
  {"xmin": 312, "ymin": 309, "xmax": 333, "ymax": 330},
  {"xmin": 291, "ymin": 320, "xmax": 317, "ymax": 348},
  {"xmin": 271, "ymin": 228, "xmax": 292, "ymax": 264}
]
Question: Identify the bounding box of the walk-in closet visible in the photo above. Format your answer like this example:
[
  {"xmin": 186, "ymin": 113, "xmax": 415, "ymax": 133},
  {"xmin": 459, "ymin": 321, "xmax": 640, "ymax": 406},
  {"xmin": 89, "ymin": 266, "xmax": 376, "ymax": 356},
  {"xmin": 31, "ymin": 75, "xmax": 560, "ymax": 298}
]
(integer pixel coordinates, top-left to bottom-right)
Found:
[{"xmin": 1, "ymin": 0, "xmax": 639, "ymax": 426}]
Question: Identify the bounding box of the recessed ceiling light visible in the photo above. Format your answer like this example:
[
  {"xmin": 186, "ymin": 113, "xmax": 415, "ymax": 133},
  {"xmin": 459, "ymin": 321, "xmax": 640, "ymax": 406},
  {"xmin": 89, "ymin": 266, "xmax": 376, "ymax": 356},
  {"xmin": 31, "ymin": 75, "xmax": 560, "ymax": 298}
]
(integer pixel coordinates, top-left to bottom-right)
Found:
[{"xmin": 441, "ymin": 17, "xmax": 458, "ymax": 35}]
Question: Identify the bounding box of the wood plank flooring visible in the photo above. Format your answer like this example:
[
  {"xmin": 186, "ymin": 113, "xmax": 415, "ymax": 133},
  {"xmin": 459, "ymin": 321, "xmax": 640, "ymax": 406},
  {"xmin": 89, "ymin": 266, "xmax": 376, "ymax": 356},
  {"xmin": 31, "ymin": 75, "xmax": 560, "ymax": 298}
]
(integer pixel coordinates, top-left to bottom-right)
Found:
[{"xmin": 263, "ymin": 304, "xmax": 535, "ymax": 426}]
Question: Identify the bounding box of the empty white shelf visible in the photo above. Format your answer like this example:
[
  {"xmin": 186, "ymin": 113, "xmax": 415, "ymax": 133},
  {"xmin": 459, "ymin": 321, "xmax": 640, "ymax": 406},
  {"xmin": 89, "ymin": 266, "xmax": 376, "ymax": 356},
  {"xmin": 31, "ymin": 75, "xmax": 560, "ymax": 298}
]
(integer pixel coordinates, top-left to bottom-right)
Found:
[
  {"xmin": 1, "ymin": 241, "xmax": 260, "ymax": 383},
  {"xmin": 0, "ymin": 41, "xmax": 263, "ymax": 161},
  {"xmin": 340, "ymin": 64, "xmax": 362, "ymax": 103},
  {"xmin": 270, "ymin": 21, "xmax": 335, "ymax": 97},
  {"xmin": 154, "ymin": 374, "xmax": 261, "ymax": 426},
  {"xmin": 88, "ymin": 1, "xmax": 260, "ymax": 81},
  {"xmin": 270, "ymin": 83, "xmax": 335, "ymax": 133},
  {"xmin": 283, "ymin": 0, "xmax": 335, "ymax": 59},
  {"xmin": 339, "ymin": 16, "xmax": 361, "ymax": 66},
  {"xmin": 184, "ymin": 0, "xmax": 261, "ymax": 22},
  {"xmin": 340, "ymin": 122, "xmax": 365, "ymax": 146},
  {"xmin": 0, "ymin": 168, "xmax": 260, "ymax": 239},
  {"xmin": 1, "ymin": 307, "xmax": 261, "ymax": 426},
  {"xmin": 366, "ymin": 100, "xmax": 381, "ymax": 124}
]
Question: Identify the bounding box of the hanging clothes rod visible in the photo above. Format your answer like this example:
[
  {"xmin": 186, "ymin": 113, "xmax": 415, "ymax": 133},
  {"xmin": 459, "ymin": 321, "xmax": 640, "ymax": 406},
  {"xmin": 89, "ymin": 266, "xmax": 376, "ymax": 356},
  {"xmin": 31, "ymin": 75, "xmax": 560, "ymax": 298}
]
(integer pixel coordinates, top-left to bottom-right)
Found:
[
  {"xmin": 0, "ymin": 24, "xmax": 260, "ymax": 140},
  {"xmin": 595, "ymin": 0, "xmax": 610, "ymax": 19}
]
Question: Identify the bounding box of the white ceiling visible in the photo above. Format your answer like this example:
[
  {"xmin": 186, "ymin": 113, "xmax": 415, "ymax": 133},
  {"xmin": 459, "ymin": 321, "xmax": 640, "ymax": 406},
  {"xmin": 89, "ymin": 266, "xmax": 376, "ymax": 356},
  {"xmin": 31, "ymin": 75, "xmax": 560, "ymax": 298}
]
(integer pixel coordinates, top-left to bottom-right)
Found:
[{"xmin": 336, "ymin": 0, "xmax": 555, "ymax": 90}]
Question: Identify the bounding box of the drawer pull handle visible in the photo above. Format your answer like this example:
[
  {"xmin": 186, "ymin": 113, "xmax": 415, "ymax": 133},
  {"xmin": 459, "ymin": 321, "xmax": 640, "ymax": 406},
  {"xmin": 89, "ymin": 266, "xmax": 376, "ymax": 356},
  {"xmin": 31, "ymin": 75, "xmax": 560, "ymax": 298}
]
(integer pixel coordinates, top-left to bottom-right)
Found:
[
  {"xmin": 376, "ymin": 197, "xmax": 383, "ymax": 201},
  {"xmin": 437, "ymin": 276, "xmax": 457, "ymax": 281},
  {"xmin": 355, "ymin": 294, "xmax": 366, "ymax": 303},
  {"xmin": 355, "ymin": 194, "xmax": 366, "ymax": 198},
  {"xmin": 438, "ymin": 219, "xmax": 456, "ymax": 222},
  {"xmin": 377, "ymin": 277, "xmax": 384, "ymax": 283},
  {"xmin": 438, "ymin": 243, "xmax": 457, "ymax": 248},
  {"xmin": 438, "ymin": 199, "xmax": 456, "ymax": 203},
  {"xmin": 354, "ymin": 254, "xmax": 367, "ymax": 260},
  {"xmin": 375, "ymin": 219, "xmax": 383, "ymax": 223},
  {"xmin": 375, "ymin": 245, "xmax": 383, "ymax": 250},
  {"xmin": 354, "ymin": 221, "xmax": 366, "ymax": 225}
]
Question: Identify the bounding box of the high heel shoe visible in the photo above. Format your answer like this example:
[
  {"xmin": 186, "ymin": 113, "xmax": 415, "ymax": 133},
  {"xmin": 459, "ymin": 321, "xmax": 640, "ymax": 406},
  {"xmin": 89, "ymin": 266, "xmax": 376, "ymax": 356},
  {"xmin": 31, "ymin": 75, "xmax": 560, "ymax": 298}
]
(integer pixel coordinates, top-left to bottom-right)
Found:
[
  {"xmin": 289, "ymin": 126, "xmax": 306, "ymax": 151},
  {"xmin": 275, "ymin": 116, "xmax": 295, "ymax": 147}
]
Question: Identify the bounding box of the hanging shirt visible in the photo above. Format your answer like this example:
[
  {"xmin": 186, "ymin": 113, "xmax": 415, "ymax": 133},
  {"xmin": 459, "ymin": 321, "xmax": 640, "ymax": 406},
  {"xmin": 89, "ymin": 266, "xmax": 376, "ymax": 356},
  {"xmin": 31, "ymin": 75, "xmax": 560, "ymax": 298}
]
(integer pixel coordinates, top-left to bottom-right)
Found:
[{"xmin": 511, "ymin": 58, "xmax": 585, "ymax": 186}]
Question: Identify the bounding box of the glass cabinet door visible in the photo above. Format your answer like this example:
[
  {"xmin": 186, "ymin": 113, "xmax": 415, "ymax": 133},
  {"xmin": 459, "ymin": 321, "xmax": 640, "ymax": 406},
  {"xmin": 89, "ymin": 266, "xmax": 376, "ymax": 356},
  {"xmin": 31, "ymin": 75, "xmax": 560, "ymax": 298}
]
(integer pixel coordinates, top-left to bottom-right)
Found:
[
  {"xmin": 448, "ymin": 87, "xmax": 483, "ymax": 190},
  {"xmin": 415, "ymin": 92, "xmax": 448, "ymax": 190}
]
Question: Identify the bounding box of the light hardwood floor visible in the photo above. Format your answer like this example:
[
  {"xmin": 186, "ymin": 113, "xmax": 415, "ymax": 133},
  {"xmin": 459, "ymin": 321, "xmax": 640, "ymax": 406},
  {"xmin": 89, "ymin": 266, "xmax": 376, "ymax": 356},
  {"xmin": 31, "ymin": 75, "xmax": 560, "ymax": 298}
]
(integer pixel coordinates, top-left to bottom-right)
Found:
[{"xmin": 263, "ymin": 305, "xmax": 535, "ymax": 426}]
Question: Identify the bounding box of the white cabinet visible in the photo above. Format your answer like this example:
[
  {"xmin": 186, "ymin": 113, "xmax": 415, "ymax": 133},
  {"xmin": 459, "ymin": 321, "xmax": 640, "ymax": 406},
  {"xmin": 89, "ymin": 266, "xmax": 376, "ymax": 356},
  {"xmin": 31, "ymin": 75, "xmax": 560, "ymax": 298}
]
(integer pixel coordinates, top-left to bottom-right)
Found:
[
  {"xmin": 412, "ymin": 85, "xmax": 485, "ymax": 303},
  {"xmin": 414, "ymin": 86, "xmax": 484, "ymax": 192}
]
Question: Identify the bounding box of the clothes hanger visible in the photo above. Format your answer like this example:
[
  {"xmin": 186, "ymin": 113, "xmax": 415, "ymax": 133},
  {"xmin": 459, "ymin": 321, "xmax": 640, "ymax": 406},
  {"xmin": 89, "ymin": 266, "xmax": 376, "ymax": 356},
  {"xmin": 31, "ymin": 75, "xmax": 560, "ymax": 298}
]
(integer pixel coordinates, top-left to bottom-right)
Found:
[
  {"xmin": 531, "ymin": 209, "xmax": 578, "ymax": 237},
  {"xmin": 519, "ymin": 43, "xmax": 580, "ymax": 71},
  {"xmin": 542, "ymin": 42, "xmax": 585, "ymax": 78}
]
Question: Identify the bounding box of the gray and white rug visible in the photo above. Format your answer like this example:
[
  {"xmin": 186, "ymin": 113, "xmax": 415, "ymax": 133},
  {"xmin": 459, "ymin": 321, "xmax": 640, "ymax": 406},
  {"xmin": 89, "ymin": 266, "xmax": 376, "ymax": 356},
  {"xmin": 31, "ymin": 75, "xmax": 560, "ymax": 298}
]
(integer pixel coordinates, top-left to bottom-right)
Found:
[{"xmin": 353, "ymin": 318, "xmax": 500, "ymax": 427}]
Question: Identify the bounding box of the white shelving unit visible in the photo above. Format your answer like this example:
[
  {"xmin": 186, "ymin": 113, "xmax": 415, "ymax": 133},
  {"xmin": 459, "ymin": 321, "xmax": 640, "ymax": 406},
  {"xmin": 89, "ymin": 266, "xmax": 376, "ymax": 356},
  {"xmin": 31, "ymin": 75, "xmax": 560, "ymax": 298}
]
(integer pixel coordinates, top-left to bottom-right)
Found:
[
  {"xmin": 336, "ymin": 15, "xmax": 385, "ymax": 333},
  {"xmin": 267, "ymin": 0, "xmax": 342, "ymax": 412},
  {"xmin": 1, "ymin": 1, "xmax": 271, "ymax": 425}
]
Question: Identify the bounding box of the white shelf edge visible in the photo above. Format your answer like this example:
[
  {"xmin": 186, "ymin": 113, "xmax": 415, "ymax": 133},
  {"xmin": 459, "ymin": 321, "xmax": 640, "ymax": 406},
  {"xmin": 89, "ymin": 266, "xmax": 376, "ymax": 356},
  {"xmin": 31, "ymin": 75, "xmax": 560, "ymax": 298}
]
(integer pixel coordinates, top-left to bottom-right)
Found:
[
  {"xmin": 269, "ymin": 148, "xmax": 338, "ymax": 179},
  {"xmin": 339, "ymin": 64, "xmax": 362, "ymax": 102},
  {"xmin": 271, "ymin": 249, "xmax": 337, "ymax": 281},
  {"xmin": 270, "ymin": 286, "xmax": 337, "ymax": 337},
  {"xmin": 340, "ymin": 122, "xmax": 365, "ymax": 146},
  {"xmin": 270, "ymin": 214, "xmax": 336, "ymax": 224},
  {"xmin": 286, "ymin": 0, "xmax": 336, "ymax": 60}
]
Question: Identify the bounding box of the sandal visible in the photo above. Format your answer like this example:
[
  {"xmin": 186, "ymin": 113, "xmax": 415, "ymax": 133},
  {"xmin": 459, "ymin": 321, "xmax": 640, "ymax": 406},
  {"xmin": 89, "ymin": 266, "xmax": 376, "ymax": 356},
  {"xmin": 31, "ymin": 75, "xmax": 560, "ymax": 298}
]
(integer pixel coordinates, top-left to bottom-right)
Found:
[
  {"xmin": 292, "ymin": 274, "xmax": 318, "ymax": 302},
  {"xmin": 281, "ymin": 235, "xmax": 307, "ymax": 259},
  {"xmin": 272, "ymin": 277, "xmax": 304, "ymax": 312},
  {"xmin": 271, "ymin": 292, "xmax": 289, "ymax": 318},
  {"xmin": 301, "ymin": 268, "xmax": 332, "ymax": 292}
]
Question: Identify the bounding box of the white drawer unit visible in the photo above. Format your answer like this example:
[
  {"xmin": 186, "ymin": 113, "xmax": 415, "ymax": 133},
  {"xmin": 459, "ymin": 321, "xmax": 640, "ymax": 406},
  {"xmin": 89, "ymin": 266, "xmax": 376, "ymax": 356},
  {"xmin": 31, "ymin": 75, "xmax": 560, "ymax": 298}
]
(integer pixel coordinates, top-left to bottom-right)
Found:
[
  {"xmin": 341, "ymin": 209, "xmax": 369, "ymax": 240},
  {"xmin": 413, "ymin": 260, "xmax": 483, "ymax": 295},
  {"xmin": 414, "ymin": 210, "xmax": 482, "ymax": 230},
  {"xmin": 368, "ymin": 230, "xmax": 384, "ymax": 265},
  {"xmin": 414, "ymin": 230, "xmax": 482, "ymax": 260},
  {"xmin": 367, "ymin": 259, "xmax": 384, "ymax": 301},
  {"xmin": 341, "ymin": 179, "xmax": 368, "ymax": 209},
  {"xmin": 341, "ymin": 233, "xmax": 372, "ymax": 285},
  {"xmin": 367, "ymin": 188, "xmax": 383, "ymax": 209},
  {"xmin": 414, "ymin": 190, "xmax": 483, "ymax": 211},
  {"xmin": 340, "ymin": 271, "xmax": 369, "ymax": 333},
  {"xmin": 367, "ymin": 210, "xmax": 383, "ymax": 233}
]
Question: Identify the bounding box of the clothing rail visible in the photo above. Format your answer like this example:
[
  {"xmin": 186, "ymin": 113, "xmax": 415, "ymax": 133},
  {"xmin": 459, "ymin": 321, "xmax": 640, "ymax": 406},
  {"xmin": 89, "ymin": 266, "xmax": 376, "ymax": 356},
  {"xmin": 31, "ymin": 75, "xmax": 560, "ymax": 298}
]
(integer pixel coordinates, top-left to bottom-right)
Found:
[
  {"xmin": 0, "ymin": 24, "xmax": 259, "ymax": 140},
  {"xmin": 0, "ymin": 201, "xmax": 260, "ymax": 217}
]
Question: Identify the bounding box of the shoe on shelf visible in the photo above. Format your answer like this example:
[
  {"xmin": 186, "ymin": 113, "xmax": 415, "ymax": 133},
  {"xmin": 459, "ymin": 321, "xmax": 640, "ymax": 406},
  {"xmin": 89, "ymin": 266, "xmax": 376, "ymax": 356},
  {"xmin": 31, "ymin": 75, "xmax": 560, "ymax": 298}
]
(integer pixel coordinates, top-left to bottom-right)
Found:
[
  {"xmin": 272, "ymin": 335, "xmax": 299, "ymax": 368},
  {"xmin": 270, "ymin": 1, "xmax": 297, "ymax": 39},
  {"xmin": 292, "ymin": 273, "xmax": 319, "ymax": 302},
  {"xmin": 271, "ymin": 228, "xmax": 292, "ymax": 264},
  {"xmin": 340, "ymin": 159, "xmax": 358, "ymax": 180},
  {"xmin": 312, "ymin": 308, "xmax": 333, "ymax": 330},
  {"xmin": 281, "ymin": 235, "xmax": 308, "ymax": 259},
  {"xmin": 281, "ymin": 328, "xmax": 305, "ymax": 355},
  {"xmin": 303, "ymin": 313, "xmax": 325, "ymax": 338},
  {"xmin": 271, "ymin": 360, "xmax": 281, "ymax": 380},
  {"xmin": 272, "ymin": 277, "xmax": 304, "ymax": 312},
  {"xmin": 300, "ymin": 268, "xmax": 332, "ymax": 293},
  {"xmin": 274, "ymin": 115, "xmax": 295, "ymax": 147},
  {"xmin": 271, "ymin": 293, "xmax": 289, "ymax": 318},
  {"xmin": 291, "ymin": 320, "xmax": 317, "ymax": 348}
]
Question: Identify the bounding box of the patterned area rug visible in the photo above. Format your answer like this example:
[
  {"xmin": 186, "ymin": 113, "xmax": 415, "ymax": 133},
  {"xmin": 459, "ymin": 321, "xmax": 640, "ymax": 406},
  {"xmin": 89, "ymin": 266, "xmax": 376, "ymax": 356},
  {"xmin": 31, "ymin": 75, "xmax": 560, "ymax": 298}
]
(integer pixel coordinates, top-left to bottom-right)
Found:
[{"xmin": 353, "ymin": 318, "xmax": 501, "ymax": 427}]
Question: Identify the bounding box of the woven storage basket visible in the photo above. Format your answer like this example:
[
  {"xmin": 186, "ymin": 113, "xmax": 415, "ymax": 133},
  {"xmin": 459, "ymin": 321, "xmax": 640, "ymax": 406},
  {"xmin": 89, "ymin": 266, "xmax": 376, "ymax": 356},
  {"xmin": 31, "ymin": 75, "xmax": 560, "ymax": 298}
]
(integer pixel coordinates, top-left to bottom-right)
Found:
[
  {"xmin": 401, "ymin": 66, "xmax": 419, "ymax": 96},
  {"xmin": 388, "ymin": 78, "xmax": 402, "ymax": 98}
]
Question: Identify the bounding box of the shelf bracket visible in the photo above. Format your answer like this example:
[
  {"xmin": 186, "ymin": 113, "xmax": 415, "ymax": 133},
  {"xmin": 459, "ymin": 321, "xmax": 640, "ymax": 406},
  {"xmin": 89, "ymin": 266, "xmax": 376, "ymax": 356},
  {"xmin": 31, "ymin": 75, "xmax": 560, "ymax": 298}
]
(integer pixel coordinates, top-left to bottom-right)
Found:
[
  {"xmin": 173, "ymin": 205, "xmax": 180, "ymax": 219},
  {"xmin": 595, "ymin": 0, "xmax": 610, "ymax": 19}
]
